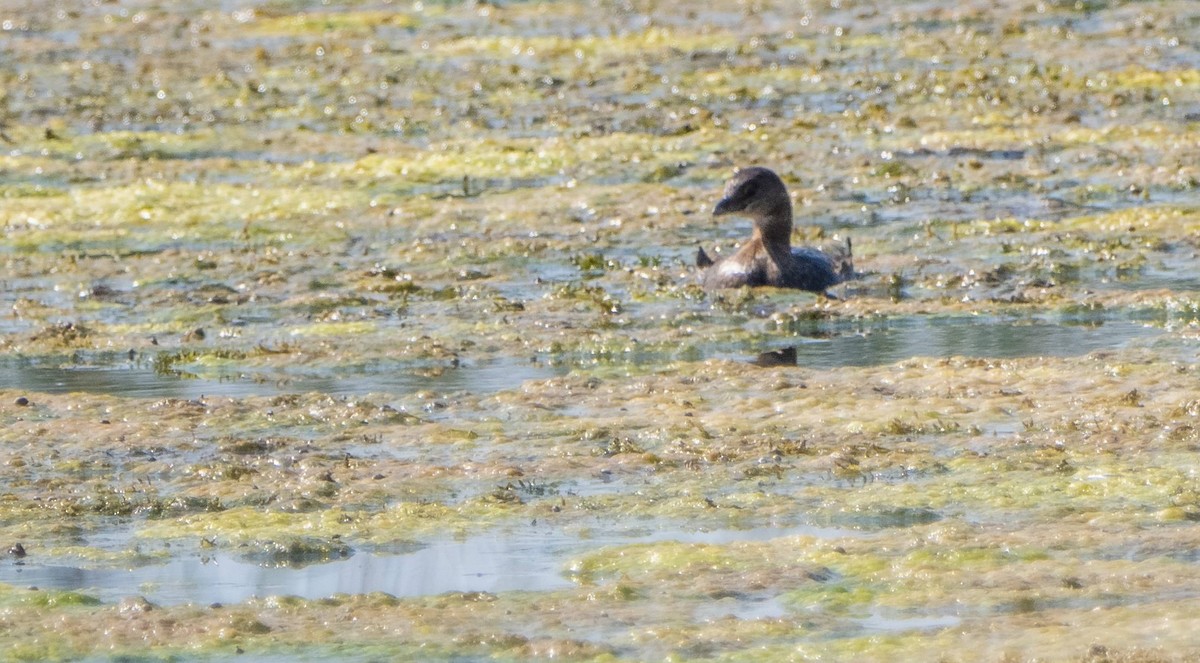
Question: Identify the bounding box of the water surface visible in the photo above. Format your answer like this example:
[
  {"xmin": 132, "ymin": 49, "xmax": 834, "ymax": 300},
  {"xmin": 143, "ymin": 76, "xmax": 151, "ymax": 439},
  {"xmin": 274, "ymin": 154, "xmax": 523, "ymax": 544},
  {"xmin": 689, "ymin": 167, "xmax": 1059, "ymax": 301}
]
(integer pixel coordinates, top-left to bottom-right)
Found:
[
  {"xmin": 0, "ymin": 521, "xmax": 858, "ymax": 607},
  {"xmin": 0, "ymin": 317, "xmax": 1161, "ymax": 398}
]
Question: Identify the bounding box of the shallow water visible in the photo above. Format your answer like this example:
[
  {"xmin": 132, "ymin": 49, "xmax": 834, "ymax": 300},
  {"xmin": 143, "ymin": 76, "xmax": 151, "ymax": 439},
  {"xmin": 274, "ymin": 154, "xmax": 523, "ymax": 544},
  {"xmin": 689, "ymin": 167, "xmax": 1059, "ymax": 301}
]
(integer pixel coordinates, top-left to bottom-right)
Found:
[
  {"xmin": 0, "ymin": 521, "xmax": 857, "ymax": 607},
  {"xmin": 693, "ymin": 594, "xmax": 788, "ymax": 621},
  {"xmin": 0, "ymin": 317, "xmax": 1160, "ymax": 398},
  {"xmin": 721, "ymin": 316, "xmax": 1161, "ymax": 369},
  {"xmin": 858, "ymin": 609, "xmax": 962, "ymax": 633},
  {"xmin": 0, "ymin": 353, "xmax": 567, "ymax": 399},
  {"xmin": 3, "ymin": 0, "xmax": 1200, "ymax": 659}
]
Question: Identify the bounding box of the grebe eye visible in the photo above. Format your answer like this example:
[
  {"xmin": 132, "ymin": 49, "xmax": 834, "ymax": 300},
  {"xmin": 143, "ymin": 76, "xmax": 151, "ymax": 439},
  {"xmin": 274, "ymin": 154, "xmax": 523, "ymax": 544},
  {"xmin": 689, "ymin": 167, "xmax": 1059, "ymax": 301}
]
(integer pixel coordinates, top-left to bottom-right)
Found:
[{"xmin": 740, "ymin": 182, "xmax": 759, "ymax": 199}]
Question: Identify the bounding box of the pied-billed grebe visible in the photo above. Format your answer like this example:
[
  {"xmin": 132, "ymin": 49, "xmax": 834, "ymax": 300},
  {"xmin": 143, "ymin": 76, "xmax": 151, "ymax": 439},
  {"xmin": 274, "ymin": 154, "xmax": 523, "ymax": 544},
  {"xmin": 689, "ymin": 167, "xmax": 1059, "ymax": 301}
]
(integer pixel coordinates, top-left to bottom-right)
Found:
[{"xmin": 697, "ymin": 167, "xmax": 852, "ymax": 293}]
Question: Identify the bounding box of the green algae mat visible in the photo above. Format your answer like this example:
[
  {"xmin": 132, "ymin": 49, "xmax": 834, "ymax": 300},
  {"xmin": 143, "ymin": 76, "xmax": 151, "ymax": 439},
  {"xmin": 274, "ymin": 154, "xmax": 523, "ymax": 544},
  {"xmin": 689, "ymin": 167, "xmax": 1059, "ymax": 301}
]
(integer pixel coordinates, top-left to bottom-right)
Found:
[{"xmin": 2, "ymin": 0, "xmax": 1200, "ymax": 661}]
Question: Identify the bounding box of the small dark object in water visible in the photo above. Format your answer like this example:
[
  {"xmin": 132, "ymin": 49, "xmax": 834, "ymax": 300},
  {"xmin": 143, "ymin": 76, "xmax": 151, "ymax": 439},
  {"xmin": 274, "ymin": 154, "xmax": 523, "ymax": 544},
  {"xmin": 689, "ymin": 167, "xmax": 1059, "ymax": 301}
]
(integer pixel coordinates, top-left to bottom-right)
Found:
[
  {"xmin": 86, "ymin": 284, "xmax": 119, "ymax": 299},
  {"xmin": 9, "ymin": 543, "xmax": 26, "ymax": 558},
  {"xmin": 14, "ymin": 396, "xmax": 30, "ymax": 407},
  {"xmin": 753, "ymin": 347, "xmax": 797, "ymax": 367},
  {"xmin": 697, "ymin": 167, "xmax": 853, "ymax": 294}
]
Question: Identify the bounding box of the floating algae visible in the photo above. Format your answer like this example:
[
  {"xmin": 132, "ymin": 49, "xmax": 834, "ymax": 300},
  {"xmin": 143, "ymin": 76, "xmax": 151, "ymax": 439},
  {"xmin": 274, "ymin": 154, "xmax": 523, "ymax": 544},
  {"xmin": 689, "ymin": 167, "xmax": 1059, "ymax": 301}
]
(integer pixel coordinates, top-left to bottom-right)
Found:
[{"xmin": 1, "ymin": 0, "xmax": 1199, "ymax": 660}]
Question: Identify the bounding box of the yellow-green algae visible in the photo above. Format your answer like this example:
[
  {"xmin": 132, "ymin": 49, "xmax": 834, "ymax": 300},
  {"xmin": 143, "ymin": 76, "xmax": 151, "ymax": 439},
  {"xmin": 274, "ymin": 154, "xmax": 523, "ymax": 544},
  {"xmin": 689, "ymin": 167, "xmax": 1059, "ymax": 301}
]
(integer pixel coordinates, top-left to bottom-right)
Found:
[
  {"xmin": 2, "ymin": 0, "xmax": 1200, "ymax": 660},
  {"xmin": 3, "ymin": 347, "xmax": 1200, "ymax": 659}
]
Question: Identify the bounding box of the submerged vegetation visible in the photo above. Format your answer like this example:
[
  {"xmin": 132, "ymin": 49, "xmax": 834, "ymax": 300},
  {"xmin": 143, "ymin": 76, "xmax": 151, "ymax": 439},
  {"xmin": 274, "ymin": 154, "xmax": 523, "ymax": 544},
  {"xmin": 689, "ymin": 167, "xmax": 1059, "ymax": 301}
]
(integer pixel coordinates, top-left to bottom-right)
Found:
[{"xmin": 0, "ymin": 0, "xmax": 1198, "ymax": 660}]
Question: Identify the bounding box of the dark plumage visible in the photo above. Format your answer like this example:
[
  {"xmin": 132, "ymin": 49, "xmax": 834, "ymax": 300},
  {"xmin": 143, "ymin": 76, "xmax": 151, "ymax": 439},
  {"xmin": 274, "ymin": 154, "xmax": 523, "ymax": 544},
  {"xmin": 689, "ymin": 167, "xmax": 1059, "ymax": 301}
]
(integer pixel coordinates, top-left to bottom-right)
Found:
[{"xmin": 697, "ymin": 167, "xmax": 852, "ymax": 293}]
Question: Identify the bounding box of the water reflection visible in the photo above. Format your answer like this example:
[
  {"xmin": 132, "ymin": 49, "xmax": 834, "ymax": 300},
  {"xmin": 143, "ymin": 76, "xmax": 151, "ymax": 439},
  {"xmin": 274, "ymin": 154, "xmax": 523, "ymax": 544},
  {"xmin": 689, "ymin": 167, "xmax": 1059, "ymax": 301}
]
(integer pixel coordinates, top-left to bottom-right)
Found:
[
  {"xmin": 694, "ymin": 595, "xmax": 788, "ymax": 621},
  {"xmin": 759, "ymin": 317, "xmax": 1157, "ymax": 369},
  {"xmin": 0, "ymin": 522, "xmax": 857, "ymax": 606},
  {"xmin": 858, "ymin": 609, "xmax": 962, "ymax": 633},
  {"xmin": 0, "ymin": 317, "xmax": 1160, "ymax": 399},
  {"xmin": 0, "ymin": 355, "xmax": 567, "ymax": 399},
  {"xmin": 0, "ymin": 535, "xmax": 570, "ymax": 606}
]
